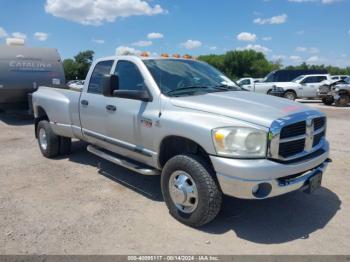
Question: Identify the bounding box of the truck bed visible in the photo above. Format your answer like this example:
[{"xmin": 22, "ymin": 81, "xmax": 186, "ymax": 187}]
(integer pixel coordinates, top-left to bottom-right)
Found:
[{"xmin": 32, "ymin": 86, "xmax": 83, "ymax": 139}]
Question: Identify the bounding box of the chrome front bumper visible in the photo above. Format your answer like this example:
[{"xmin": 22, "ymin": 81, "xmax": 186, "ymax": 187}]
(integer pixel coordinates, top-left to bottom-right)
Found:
[{"xmin": 210, "ymin": 142, "xmax": 330, "ymax": 199}]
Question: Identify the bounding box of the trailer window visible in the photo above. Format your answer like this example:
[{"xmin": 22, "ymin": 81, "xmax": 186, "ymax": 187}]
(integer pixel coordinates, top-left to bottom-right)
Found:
[{"xmin": 88, "ymin": 60, "xmax": 114, "ymax": 94}]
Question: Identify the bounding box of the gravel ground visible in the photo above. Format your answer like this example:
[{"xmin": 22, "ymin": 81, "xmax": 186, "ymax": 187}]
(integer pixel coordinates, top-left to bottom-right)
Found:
[{"xmin": 0, "ymin": 102, "xmax": 349, "ymax": 255}]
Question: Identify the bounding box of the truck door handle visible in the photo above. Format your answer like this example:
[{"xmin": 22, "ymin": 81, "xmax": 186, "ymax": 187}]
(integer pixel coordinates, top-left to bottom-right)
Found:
[
  {"xmin": 81, "ymin": 100, "xmax": 89, "ymax": 106},
  {"xmin": 106, "ymin": 105, "xmax": 117, "ymax": 112}
]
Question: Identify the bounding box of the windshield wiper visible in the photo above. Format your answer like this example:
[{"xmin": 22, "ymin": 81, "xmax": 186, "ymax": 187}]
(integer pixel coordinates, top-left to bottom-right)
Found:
[
  {"xmin": 212, "ymin": 84, "xmax": 240, "ymax": 91},
  {"xmin": 166, "ymin": 86, "xmax": 213, "ymax": 96}
]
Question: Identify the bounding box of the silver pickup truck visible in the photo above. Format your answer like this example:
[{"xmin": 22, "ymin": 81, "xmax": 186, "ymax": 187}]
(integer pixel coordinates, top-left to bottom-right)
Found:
[{"xmin": 32, "ymin": 56, "xmax": 331, "ymax": 227}]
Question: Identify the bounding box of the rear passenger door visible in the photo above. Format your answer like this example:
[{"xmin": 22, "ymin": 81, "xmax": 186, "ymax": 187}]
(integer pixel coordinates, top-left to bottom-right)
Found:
[{"xmin": 79, "ymin": 60, "xmax": 114, "ymax": 144}]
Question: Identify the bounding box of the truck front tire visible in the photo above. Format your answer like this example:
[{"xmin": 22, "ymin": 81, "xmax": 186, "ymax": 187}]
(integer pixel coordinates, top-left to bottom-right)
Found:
[
  {"xmin": 161, "ymin": 154, "xmax": 222, "ymax": 227},
  {"xmin": 283, "ymin": 91, "xmax": 296, "ymax": 100},
  {"xmin": 322, "ymin": 96, "xmax": 335, "ymax": 106},
  {"xmin": 37, "ymin": 120, "xmax": 60, "ymax": 158}
]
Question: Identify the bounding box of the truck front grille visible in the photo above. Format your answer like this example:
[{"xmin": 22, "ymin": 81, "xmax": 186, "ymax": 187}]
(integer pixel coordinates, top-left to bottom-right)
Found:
[
  {"xmin": 314, "ymin": 117, "xmax": 326, "ymax": 131},
  {"xmin": 313, "ymin": 130, "xmax": 325, "ymax": 147},
  {"xmin": 269, "ymin": 113, "xmax": 326, "ymax": 161},
  {"xmin": 279, "ymin": 138, "xmax": 306, "ymax": 158},
  {"xmin": 280, "ymin": 121, "xmax": 306, "ymax": 139}
]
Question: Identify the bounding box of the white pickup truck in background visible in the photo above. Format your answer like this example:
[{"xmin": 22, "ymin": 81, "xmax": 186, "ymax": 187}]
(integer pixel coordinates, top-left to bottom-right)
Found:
[
  {"xmin": 269, "ymin": 74, "xmax": 333, "ymax": 100},
  {"xmin": 239, "ymin": 74, "xmax": 333, "ymax": 100}
]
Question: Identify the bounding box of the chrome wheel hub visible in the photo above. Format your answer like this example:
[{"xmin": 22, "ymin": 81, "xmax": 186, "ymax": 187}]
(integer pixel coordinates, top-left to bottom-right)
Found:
[
  {"xmin": 285, "ymin": 93, "xmax": 295, "ymax": 100},
  {"xmin": 169, "ymin": 171, "xmax": 198, "ymax": 213},
  {"xmin": 39, "ymin": 128, "xmax": 48, "ymax": 151}
]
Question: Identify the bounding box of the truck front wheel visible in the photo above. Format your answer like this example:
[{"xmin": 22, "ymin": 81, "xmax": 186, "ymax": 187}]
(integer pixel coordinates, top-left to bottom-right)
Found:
[
  {"xmin": 161, "ymin": 154, "xmax": 222, "ymax": 227},
  {"xmin": 322, "ymin": 96, "xmax": 335, "ymax": 106},
  {"xmin": 37, "ymin": 120, "xmax": 60, "ymax": 158},
  {"xmin": 283, "ymin": 91, "xmax": 296, "ymax": 100}
]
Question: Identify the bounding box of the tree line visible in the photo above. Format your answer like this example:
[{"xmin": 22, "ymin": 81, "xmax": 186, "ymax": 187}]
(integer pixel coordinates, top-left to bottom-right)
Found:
[
  {"xmin": 198, "ymin": 50, "xmax": 350, "ymax": 80},
  {"xmin": 63, "ymin": 49, "xmax": 350, "ymax": 81}
]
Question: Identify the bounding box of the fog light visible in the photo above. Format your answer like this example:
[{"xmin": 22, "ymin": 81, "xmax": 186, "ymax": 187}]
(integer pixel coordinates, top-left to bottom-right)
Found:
[{"xmin": 252, "ymin": 183, "xmax": 272, "ymax": 199}]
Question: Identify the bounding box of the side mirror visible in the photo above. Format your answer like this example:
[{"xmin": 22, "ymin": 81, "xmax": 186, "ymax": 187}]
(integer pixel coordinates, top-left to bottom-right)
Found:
[
  {"xmin": 113, "ymin": 90, "xmax": 152, "ymax": 102},
  {"xmin": 102, "ymin": 74, "xmax": 119, "ymax": 97}
]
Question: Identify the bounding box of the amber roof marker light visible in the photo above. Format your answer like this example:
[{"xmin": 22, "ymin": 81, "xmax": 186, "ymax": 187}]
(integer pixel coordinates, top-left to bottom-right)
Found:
[
  {"xmin": 140, "ymin": 52, "xmax": 150, "ymax": 57},
  {"xmin": 183, "ymin": 54, "xmax": 193, "ymax": 59}
]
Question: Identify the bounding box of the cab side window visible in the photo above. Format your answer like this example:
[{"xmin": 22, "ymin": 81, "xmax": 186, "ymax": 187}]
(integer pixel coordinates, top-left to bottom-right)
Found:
[
  {"xmin": 302, "ymin": 77, "xmax": 317, "ymax": 84},
  {"xmin": 88, "ymin": 60, "xmax": 114, "ymax": 94},
  {"xmin": 115, "ymin": 61, "xmax": 145, "ymax": 91}
]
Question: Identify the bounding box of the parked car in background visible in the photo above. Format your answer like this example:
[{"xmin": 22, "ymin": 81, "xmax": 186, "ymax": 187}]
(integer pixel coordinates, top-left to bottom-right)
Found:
[
  {"xmin": 0, "ymin": 39, "xmax": 65, "ymax": 112},
  {"xmin": 33, "ymin": 55, "xmax": 330, "ymax": 227},
  {"xmin": 67, "ymin": 80, "xmax": 84, "ymax": 90},
  {"xmin": 268, "ymin": 74, "xmax": 332, "ymax": 100},
  {"xmin": 319, "ymin": 76, "xmax": 350, "ymax": 107},
  {"xmin": 238, "ymin": 69, "xmax": 328, "ymax": 96},
  {"xmin": 331, "ymin": 75, "xmax": 348, "ymax": 81}
]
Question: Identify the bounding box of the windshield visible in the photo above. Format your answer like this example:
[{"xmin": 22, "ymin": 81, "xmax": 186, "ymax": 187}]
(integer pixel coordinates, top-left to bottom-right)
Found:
[
  {"xmin": 345, "ymin": 77, "xmax": 350, "ymax": 84},
  {"xmin": 143, "ymin": 59, "xmax": 240, "ymax": 96},
  {"xmin": 292, "ymin": 75, "xmax": 305, "ymax": 82}
]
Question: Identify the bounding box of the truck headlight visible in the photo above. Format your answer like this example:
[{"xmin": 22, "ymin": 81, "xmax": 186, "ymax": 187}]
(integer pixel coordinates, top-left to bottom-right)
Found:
[{"xmin": 212, "ymin": 127, "xmax": 267, "ymax": 158}]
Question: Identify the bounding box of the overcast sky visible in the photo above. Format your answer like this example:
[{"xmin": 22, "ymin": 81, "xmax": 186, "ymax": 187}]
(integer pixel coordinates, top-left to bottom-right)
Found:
[{"xmin": 0, "ymin": 0, "xmax": 349, "ymax": 67}]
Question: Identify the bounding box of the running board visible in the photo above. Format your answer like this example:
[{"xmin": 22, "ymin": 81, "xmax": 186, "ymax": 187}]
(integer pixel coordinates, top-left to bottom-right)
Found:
[{"xmin": 87, "ymin": 145, "xmax": 160, "ymax": 176}]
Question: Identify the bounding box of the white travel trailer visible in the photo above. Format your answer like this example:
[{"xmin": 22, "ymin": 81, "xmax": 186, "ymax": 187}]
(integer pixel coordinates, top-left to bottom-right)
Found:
[{"xmin": 0, "ymin": 39, "xmax": 65, "ymax": 112}]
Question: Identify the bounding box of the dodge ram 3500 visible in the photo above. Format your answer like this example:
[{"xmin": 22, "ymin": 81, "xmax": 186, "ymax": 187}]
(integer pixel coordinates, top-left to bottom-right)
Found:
[{"xmin": 32, "ymin": 56, "xmax": 331, "ymax": 227}]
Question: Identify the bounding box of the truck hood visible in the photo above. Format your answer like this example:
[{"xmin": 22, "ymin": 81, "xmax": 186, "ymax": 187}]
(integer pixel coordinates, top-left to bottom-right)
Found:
[{"xmin": 170, "ymin": 91, "xmax": 314, "ymax": 127}]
